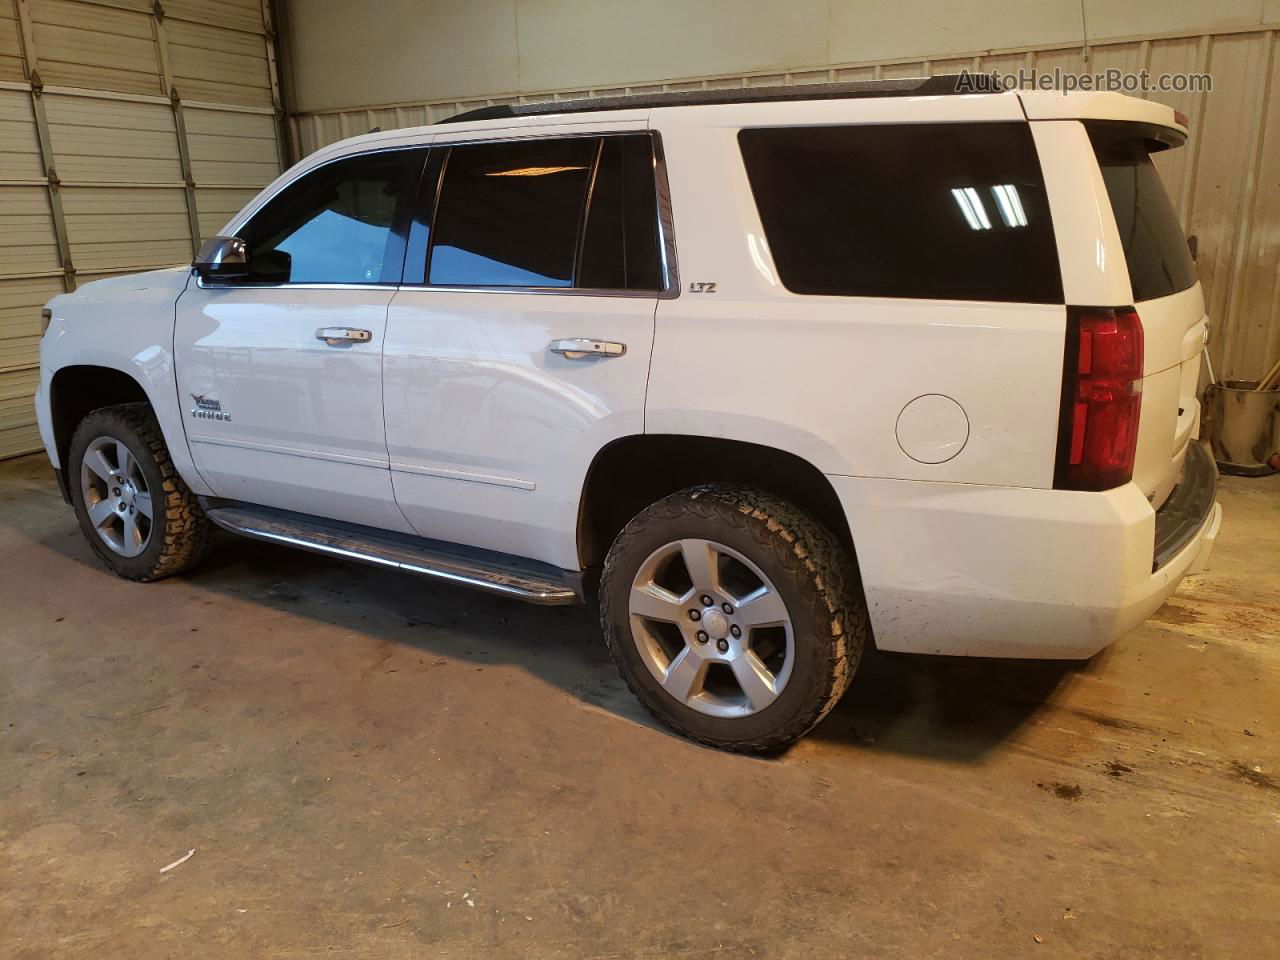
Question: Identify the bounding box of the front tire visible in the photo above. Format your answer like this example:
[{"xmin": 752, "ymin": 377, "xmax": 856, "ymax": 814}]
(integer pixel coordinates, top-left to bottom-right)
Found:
[
  {"xmin": 600, "ymin": 485, "xmax": 867, "ymax": 752},
  {"xmin": 69, "ymin": 402, "xmax": 215, "ymax": 581}
]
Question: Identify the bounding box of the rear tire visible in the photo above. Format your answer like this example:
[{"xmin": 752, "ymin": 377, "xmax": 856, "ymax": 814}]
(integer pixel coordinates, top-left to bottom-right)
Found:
[
  {"xmin": 600, "ymin": 484, "xmax": 867, "ymax": 752},
  {"xmin": 69, "ymin": 402, "xmax": 215, "ymax": 581}
]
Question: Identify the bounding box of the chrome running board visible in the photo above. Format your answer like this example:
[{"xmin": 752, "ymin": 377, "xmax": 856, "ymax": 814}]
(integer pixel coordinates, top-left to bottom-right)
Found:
[{"xmin": 203, "ymin": 503, "xmax": 582, "ymax": 605}]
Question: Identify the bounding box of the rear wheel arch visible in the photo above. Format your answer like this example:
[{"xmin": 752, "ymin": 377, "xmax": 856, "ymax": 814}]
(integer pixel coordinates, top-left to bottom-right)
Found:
[{"xmin": 576, "ymin": 434, "xmax": 857, "ymax": 571}]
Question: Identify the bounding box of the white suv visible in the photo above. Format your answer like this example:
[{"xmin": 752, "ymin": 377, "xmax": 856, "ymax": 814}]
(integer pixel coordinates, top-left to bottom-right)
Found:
[{"xmin": 34, "ymin": 78, "xmax": 1222, "ymax": 751}]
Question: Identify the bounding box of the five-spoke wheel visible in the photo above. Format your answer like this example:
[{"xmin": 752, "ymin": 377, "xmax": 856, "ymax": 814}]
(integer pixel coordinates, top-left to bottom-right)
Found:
[
  {"xmin": 630, "ymin": 538, "xmax": 794, "ymax": 718},
  {"xmin": 601, "ymin": 485, "xmax": 867, "ymax": 752},
  {"xmin": 69, "ymin": 402, "xmax": 214, "ymax": 581},
  {"xmin": 80, "ymin": 435, "xmax": 154, "ymax": 557}
]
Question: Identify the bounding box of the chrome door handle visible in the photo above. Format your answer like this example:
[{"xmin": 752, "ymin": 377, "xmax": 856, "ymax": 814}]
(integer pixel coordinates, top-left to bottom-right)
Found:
[
  {"xmin": 316, "ymin": 327, "xmax": 373, "ymax": 345},
  {"xmin": 549, "ymin": 338, "xmax": 626, "ymax": 359}
]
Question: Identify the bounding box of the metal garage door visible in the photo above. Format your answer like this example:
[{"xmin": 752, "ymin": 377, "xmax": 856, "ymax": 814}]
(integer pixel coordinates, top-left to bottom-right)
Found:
[{"xmin": 0, "ymin": 0, "xmax": 284, "ymax": 459}]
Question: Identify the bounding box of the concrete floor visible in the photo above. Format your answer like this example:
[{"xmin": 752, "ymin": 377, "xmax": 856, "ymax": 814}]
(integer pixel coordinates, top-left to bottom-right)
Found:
[{"xmin": 0, "ymin": 453, "xmax": 1276, "ymax": 959}]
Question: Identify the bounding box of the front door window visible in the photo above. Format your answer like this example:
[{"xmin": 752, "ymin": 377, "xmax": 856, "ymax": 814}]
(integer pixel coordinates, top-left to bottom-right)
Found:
[{"xmin": 235, "ymin": 151, "xmax": 418, "ymax": 284}]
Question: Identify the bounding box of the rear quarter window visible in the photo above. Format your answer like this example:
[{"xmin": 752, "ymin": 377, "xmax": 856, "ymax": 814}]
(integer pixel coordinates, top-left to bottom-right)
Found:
[
  {"xmin": 1087, "ymin": 122, "xmax": 1197, "ymax": 301},
  {"xmin": 738, "ymin": 123, "xmax": 1062, "ymax": 303}
]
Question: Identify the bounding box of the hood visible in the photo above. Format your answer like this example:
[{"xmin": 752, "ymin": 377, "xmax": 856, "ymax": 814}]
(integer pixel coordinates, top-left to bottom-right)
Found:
[{"xmin": 48, "ymin": 265, "xmax": 192, "ymax": 310}]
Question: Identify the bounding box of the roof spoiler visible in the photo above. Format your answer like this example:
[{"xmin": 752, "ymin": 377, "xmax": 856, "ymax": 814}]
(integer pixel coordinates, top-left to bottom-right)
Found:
[
  {"xmin": 1019, "ymin": 91, "xmax": 1189, "ymax": 149},
  {"xmin": 1081, "ymin": 119, "xmax": 1188, "ymax": 153}
]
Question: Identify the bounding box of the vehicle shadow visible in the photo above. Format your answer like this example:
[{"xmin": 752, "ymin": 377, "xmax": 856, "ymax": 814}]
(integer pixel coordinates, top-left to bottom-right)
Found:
[
  {"xmin": 812, "ymin": 647, "xmax": 1080, "ymax": 763},
  {"xmin": 25, "ymin": 504, "xmax": 1081, "ymax": 764}
]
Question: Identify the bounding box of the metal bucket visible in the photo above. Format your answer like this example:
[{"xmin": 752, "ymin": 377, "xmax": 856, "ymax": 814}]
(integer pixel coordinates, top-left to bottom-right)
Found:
[{"xmin": 1205, "ymin": 380, "xmax": 1280, "ymax": 476}]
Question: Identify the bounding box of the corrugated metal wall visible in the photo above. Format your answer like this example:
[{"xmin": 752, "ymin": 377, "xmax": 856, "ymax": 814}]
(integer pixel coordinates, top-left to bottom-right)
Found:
[
  {"xmin": 289, "ymin": 27, "xmax": 1280, "ymax": 386},
  {"xmin": 0, "ymin": 0, "xmax": 283, "ymax": 458}
]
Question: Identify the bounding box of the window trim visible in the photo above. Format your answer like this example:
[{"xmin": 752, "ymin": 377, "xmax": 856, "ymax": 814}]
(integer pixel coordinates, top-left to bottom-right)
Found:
[
  {"xmin": 572, "ymin": 137, "xmax": 607, "ymax": 288},
  {"xmin": 402, "ymin": 130, "xmax": 679, "ymax": 299},
  {"xmin": 196, "ymin": 131, "xmax": 680, "ymax": 298}
]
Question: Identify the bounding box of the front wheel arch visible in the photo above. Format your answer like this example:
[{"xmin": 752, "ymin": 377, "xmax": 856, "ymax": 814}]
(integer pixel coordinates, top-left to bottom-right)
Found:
[
  {"xmin": 67, "ymin": 402, "xmax": 214, "ymax": 581},
  {"xmin": 49, "ymin": 365, "xmax": 149, "ymax": 473}
]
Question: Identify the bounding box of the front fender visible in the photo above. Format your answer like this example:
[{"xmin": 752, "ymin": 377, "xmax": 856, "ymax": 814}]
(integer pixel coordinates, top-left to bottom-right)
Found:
[{"xmin": 39, "ymin": 268, "xmax": 212, "ymax": 496}]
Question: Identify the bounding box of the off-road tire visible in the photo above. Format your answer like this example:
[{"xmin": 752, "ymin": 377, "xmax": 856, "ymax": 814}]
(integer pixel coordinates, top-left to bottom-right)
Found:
[
  {"xmin": 600, "ymin": 484, "xmax": 867, "ymax": 752},
  {"xmin": 68, "ymin": 402, "xmax": 215, "ymax": 581}
]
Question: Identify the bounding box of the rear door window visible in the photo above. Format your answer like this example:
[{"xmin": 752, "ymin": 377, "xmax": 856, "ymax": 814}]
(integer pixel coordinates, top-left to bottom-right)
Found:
[
  {"xmin": 425, "ymin": 134, "xmax": 663, "ymax": 290},
  {"xmin": 429, "ymin": 138, "xmax": 594, "ymax": 287},
  {"xmin": 1087, "ymin": 123, "xmax": 1197, "ymax": 301},
  {"xmin": 738, "ymin": 123, "xmax": 1062, "ymax": 303}
]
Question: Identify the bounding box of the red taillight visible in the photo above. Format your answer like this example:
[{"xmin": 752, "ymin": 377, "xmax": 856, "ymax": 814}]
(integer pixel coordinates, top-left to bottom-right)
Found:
[{"xmin": 1054, "ymin": 307, "xmax": 1144, "ymax": 491}]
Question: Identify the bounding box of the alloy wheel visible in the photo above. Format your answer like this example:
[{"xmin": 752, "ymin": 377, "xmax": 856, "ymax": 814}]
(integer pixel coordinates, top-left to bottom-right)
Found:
[
  {"xmin": 79, "ymin": 435, "xmax": 154, "ymax": 558},
  {"xmin": 628, "ymin": 538, "xmax": 795, "ymax": 718}
]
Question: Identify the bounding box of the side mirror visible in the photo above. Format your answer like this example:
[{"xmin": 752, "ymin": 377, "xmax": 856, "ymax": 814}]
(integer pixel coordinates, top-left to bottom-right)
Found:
[
  {"xmin": 193, "ymin": 236, "xmax": 248, "ymax": 282},
  {"xmin": 252, "ymin": 249, "xmax": 292, "ymax": 283}
]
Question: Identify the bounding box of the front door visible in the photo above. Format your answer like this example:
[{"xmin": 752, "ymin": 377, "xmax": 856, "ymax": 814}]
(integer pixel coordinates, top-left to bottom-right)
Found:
[
  {"xmin": 383, "ymin": 130, "xmax": 671, "ymax": 569},
  {"xmin": 175, "ymin": 147, "xmax": 424, "ymax": 531}
]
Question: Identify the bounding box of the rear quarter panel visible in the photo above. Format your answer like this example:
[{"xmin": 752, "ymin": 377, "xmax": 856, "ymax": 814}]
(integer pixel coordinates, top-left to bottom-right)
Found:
[{"xmin": 647, "ymin": 105, "xmax": 1066, "ymax": 488}]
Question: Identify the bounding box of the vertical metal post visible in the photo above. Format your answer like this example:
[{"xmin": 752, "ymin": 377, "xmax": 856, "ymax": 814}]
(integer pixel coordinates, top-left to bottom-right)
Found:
[
  {"xmin": 152, "ymin": 0, "xmax": 203, "ymax": 255},
  {"xmin": 15, "ymin": 0, "xmax": 76, "ymax": 292},
  {"xmin": 171, "ymin": 92, "xmax": 204, "ymax": 255},
  {"xmin": 1222, "ymin": 30, "xmax": 1275, "ymax": 380},
  {"xmin": 260, "ymin": 0, "xmax": 292, "ymax": 168}
]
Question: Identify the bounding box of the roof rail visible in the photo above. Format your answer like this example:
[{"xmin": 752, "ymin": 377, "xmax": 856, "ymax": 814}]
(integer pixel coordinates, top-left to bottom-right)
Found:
[{"xmin": 440, "ymin": 74, "xmax": 1001, "ymax": 124}]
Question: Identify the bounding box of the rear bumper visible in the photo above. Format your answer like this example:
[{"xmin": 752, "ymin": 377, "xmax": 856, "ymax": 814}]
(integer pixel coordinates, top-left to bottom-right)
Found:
[
  {"xmin": 831, "ymin": 450, "xmax": 1222, "ymax": 659},
  {"xmin": 1153, "ymin": 441, "xmax": 1217, "ymax": 570}
]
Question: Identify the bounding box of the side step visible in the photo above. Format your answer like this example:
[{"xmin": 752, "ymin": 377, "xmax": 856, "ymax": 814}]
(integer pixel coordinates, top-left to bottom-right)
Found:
[{"xmin": 203, "ymin": 503, "xmax": 582, "ymax": 605}]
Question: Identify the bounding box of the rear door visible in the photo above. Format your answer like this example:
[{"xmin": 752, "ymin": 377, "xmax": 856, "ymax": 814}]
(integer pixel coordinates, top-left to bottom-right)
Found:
[
  {"xmin": 382, "ymin": 128, "xmax": 671, "ymax": 570},
  {"xmin": 1087, "ymin": 122, "xmax": 1204, "ymax": 507},
  {"xmin": 175, "ymin": 148, "xmax": 424, "ymax": 532}
]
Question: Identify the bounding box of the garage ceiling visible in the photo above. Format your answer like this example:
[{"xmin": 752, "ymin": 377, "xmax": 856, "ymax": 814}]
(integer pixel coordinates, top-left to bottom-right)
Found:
[{"xmin": 0, "ymin": 0, "xmax": 285, "ymax": 459}]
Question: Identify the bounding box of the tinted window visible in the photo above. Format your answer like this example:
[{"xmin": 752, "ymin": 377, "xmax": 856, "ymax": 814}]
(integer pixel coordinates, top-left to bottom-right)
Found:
[
  {"xmin": 428, "ymin": 138, "xmax": 595, "ymax": 286},
  {"xmin": 1088, "ymin": 123, "xmax": 1197, "ymax": 301},
  {"xmin": 238, "ymin": 150, "xmax": 415, "ymax": 284},
  {"xmin": 738, "ymin": 124, "xmax": 1062, "ymax": 303},
  {"xmin": 579, "ymin": 135, "xmax": 663, "ymax": 290}
]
